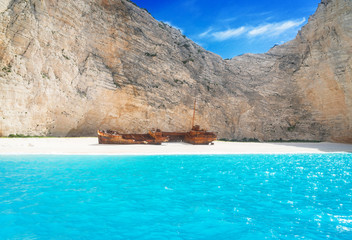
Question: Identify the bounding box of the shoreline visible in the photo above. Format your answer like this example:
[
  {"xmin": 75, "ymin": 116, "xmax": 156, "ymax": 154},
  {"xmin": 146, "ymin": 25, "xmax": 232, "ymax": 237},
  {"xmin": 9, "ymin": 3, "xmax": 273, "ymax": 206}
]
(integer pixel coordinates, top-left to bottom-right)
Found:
[{"xmin": 0, "ymin": 138, "xmax": 351, "ymax": 155}]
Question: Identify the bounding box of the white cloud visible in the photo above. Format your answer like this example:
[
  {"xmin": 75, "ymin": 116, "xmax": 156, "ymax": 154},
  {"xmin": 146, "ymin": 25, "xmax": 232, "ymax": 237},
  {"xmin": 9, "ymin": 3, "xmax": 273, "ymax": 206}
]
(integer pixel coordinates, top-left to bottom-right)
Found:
[
  {"xmin": 198, "ymin": 17, "xmax": 306, "ymax": 41},
  {"xmin": 275, "ymin": 19, "xmax": 305, "ymax": 31},
  {"xmin": 212, "ymin": 27, "xmax": 246, "ymax": 40},
  {"xmin": 248, "ymin": 18, "xmax": 306, "ymax": 37},
  {"xmin": 248, "ymin": 25, "xmax": 270, "ymax": 36},
  {"xmin": 199, "ymin": 27, "xmax": 213, "ymax": 38}
]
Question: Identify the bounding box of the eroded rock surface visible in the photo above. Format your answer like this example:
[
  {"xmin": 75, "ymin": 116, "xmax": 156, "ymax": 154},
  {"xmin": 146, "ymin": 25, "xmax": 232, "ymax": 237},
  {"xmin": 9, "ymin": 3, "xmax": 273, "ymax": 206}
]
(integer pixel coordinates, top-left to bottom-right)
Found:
[{"xmin": 0, "ymin": 0, "xmax": 351, "ymax": 142}]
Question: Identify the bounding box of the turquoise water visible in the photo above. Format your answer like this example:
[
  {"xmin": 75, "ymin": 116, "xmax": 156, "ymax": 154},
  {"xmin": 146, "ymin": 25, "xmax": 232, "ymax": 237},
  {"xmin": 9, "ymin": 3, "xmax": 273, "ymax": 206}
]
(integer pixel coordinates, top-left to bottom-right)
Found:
[{"xmin": 0, "ymin": 154, "xmax": 352, "ymax": 240}]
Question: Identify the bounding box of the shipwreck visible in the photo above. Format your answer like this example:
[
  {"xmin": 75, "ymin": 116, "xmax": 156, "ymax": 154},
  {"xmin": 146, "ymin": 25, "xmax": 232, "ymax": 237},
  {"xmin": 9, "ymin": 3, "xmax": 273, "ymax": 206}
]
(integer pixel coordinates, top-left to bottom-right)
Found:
[{"xmin": 97, "ymin": 100, "xmax": 217, "ymax": 145}]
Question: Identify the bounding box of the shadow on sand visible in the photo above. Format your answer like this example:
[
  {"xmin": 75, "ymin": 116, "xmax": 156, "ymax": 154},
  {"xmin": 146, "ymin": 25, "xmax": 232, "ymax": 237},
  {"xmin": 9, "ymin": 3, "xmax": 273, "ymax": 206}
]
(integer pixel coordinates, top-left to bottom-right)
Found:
[{"xmin": 270, "ymin": 142, "xmax": 352, "ymax": 153}]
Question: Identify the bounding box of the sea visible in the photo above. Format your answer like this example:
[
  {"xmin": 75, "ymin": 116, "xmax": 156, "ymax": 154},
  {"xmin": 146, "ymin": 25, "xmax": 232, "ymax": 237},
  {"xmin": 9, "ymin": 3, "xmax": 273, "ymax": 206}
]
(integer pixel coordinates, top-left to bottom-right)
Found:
[{"xmin": 0, "ymin": 153, "xmax": 352, "ymax": 239}]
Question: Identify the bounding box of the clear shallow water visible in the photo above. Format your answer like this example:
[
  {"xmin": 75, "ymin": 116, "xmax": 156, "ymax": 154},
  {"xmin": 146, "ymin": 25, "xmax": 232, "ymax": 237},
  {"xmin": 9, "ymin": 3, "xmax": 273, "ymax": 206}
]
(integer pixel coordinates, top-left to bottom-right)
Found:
[{"xmin": 0, "ymin": 154, "xmax": 352, "ymax": 240}]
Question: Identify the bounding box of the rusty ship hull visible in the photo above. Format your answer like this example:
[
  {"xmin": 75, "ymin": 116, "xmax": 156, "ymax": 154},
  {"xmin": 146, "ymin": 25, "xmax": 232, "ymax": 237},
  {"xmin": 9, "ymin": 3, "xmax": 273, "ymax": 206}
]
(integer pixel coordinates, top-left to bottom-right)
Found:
[
  {"xmin": 184, "ymin": 125, "xmax": 217, "ymax": 145},
  {"xmin": 162, "ymin": 125, "xmax": 217, "ymax": 145},
  {"xmin": 184, "ymin": 131, "xmax": 217, "ymax": 145},
  {"xmin": 98, "ymin": 128, "xmax": 217, "ymax": 145},
  {"xmin": 97, "ymin": 129, "xmax": 168, "ymax": 145}
]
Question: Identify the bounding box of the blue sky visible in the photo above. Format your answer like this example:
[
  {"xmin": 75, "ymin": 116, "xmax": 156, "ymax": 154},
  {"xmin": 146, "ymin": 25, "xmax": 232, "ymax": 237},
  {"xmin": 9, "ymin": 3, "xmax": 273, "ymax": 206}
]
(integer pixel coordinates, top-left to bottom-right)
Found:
[{"xmin": 131, "ymin": 0, "xmax": 321, "ymax": 59}]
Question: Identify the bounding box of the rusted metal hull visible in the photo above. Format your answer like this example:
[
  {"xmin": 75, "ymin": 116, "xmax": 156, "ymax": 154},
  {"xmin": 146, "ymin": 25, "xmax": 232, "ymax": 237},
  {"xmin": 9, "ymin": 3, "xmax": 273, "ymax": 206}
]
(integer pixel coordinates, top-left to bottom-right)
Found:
[
  {"xmin": 162, "ymin": 126, "xmax": 217, "ymax": 145},
  {"xmin": 161, "ymin": 132, "xmax": 186, "ymax": 142},
  {"xmin": 184, "ymin": 131, "xmax": 217, "ymax": 145},
  {"xmin": 97, "ymin": 130, "xmax": 167, "ymax": 145},
  {"xmin": 98, "ymin": 125, "xmax": 217, "ymax": 145}
]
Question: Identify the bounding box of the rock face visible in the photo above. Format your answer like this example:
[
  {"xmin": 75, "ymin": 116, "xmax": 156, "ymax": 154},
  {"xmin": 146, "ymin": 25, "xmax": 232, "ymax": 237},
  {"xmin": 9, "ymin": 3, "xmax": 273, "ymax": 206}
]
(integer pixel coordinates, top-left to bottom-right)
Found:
[{"xmin": 0, "ymin": 0, "xmax": 351, "ymax": 142}]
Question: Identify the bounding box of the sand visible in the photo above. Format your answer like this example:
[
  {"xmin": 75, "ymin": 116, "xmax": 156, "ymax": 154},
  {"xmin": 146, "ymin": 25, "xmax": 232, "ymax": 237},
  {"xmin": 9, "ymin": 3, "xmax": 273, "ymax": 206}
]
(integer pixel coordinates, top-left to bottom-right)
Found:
[{"xmin": 0, "ymin": 138, "xmax": 351, "ymax": 155}]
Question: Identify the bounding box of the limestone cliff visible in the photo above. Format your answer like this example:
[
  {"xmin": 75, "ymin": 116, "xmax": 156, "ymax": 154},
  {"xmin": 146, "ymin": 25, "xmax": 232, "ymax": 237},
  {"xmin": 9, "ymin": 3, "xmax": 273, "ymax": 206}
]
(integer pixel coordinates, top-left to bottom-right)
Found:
[{"xmin": 0, "ymin": 0, "xmax": 351, "ymax": 142}]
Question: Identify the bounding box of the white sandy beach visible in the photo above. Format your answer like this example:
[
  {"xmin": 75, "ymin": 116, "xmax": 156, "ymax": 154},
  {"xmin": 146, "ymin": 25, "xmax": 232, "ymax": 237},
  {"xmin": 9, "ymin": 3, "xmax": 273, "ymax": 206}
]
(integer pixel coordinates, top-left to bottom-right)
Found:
[{"xmin": 0, "ymin": 138, "xmax": 351, "ymax": 155}]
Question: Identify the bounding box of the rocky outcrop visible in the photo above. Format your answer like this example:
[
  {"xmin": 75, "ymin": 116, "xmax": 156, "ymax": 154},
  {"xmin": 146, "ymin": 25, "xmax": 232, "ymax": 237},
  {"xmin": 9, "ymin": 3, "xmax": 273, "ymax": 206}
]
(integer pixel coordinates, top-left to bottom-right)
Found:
[
  {"xmin": 291, "ymin": 0, "xmax": 352, "ymax": 143},
  {"xmin": 0, "ymin": 0, "xmax": 351, "ymax": 142}
]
